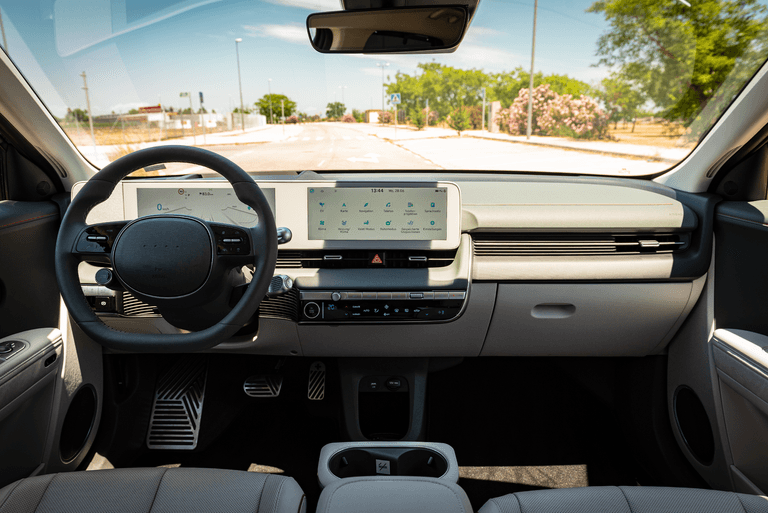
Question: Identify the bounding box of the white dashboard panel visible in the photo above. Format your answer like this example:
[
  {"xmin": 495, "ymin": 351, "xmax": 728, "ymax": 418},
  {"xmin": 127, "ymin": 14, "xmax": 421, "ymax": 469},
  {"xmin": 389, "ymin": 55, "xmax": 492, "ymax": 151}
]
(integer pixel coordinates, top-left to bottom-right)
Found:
[{"xmin": 73, "ymin": 180, "xmax": 462, "ymax": 250}]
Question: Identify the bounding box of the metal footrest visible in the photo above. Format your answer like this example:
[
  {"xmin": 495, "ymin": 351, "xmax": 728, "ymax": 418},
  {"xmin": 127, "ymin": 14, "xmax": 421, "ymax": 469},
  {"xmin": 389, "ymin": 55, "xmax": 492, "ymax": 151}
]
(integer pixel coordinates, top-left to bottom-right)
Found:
[
  {"xmin": 244, "ymin": 375, "xmax": 283, "ymax": 397},
  {"xmin": 308, "ymin": 361, "xmax": 326, "ymax": 400},
  {"xmin": 147, "ymin": 357, "xmax": 207, "ymax": 450}
]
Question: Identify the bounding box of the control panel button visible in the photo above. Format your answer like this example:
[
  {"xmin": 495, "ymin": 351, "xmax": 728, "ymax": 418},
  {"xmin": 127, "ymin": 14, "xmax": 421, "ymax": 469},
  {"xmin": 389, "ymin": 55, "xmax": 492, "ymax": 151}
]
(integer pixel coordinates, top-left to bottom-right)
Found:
[
  {"xmin": 303, "ymin": 302, "xmax": 321, "ymax": 319},
  {"xmin": 435, "ymin": 291, "xmax": 450, "ymax": 300},
  {"xmin": 409, "ymin": 292, "xmax": 424, "ymax": 299},
  {"xmin": 449, "ymin": 291, "xmax": 466, "ymax": 299},
  {"xmin": 386, "ymin": 378, "xmax": 402, "ymax": 391},
  {"xmin": 0, "ymin": 342, "xmax": 15, "ymax": 354},
  {"xmin": 347, "ymin": 292, "xmax": 362, "ymax": 299},
  {"xmin": 377, "ymin": 292, "xmax": 392, "ymax": 299},
  {"xmin": 362, "ymin": 292, "xmax": 377, "ymax": 300},
  {"xmin": 331, "ymin": 292, "xmax": 341, "ymax": 301}
]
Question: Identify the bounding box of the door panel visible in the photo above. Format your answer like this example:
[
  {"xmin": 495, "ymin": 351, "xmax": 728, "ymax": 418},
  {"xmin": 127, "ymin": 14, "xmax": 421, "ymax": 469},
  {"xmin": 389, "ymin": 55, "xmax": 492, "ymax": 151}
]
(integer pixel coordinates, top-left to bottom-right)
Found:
[
  {"xmin": 704, "ymin": 200, "xmax": 768, "ymax": 493},
  {"xmin": 0, "ymin": 200, "xmax": 60, "ymax": 337}
]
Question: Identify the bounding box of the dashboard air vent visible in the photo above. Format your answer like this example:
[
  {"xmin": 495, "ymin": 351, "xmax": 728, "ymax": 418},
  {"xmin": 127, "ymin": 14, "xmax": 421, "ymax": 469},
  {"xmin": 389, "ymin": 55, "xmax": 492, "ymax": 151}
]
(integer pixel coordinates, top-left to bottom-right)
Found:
[
  {"xmin": 472, "ymin": 233, "xmax": 689, "ymax": 257},
  {"xmin": 118, "ymin": 292, "xmax": 158, "ymax": 316},
  {"xmin": 276, "ymin": 249, "xmax": 455, "ymax": 269},
  {"xmin": 258, "ymin": 288, "xmax": 299, "ymax": 321}
]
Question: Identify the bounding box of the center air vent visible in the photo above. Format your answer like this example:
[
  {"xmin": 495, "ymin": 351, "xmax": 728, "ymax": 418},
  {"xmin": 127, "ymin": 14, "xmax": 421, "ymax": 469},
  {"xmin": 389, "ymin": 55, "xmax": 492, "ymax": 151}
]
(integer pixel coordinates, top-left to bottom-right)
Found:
[
  {"xmin": 472, "ymin": 233, "xmax": 689, "ymax": 257},
  {"xmin": 276, "ymin": 249, "xmax": 456, "ymax": 269}
]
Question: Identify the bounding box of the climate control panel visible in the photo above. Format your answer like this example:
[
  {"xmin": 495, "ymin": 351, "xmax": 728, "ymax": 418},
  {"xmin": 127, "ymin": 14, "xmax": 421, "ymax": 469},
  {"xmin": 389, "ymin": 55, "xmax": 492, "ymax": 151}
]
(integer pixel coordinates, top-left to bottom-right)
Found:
[{"xmin": 299, "ymin": 290, "xmax": 466, "ymax": 322}]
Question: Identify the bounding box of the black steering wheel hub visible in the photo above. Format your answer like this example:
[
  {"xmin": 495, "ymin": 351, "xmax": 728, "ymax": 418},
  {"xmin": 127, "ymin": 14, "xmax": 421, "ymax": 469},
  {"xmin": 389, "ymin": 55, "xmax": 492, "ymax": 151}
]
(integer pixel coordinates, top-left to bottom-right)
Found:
[{"xmin": 112, "ymin": 216, "xmax": 213, "ymax": 298}]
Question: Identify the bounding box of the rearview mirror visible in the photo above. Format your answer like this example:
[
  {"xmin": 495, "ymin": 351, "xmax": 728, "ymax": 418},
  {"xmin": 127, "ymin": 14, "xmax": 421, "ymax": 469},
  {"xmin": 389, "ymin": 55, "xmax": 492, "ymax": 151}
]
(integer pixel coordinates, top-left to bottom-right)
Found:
[{"xmin": 306, "ymin": 6, "xmax": 468, "ymax": 54}]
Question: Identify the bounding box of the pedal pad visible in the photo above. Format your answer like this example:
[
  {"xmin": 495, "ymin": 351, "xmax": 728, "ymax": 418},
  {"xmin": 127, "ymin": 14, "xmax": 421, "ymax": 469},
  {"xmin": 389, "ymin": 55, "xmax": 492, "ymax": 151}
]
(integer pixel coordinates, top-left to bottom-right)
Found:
[
  {"xmin": 243, "ymin": 375, "xmax": 283, "ymax": 397},
  {"xmin": 147, "ymin": 357, "xmax": 207, "ymax": 450},
  {"xmin": 308, "ymin": 361, "xmax": 326, "ymax": 400}
]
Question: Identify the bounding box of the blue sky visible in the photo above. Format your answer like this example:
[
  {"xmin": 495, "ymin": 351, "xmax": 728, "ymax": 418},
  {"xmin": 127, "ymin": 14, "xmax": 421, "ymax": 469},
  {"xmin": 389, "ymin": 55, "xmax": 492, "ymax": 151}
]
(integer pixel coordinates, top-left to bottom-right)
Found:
[{"xmin": 0, "ymin": 0, "xmax": 611, "ymax": 117}]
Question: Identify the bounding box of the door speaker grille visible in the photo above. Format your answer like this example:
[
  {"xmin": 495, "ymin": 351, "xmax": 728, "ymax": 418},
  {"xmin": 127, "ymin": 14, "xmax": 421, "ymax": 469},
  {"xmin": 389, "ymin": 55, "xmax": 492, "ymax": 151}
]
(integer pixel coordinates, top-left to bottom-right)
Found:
[{"xmin": 147, "ymin": 357, "xmax": 207, "ymax": 450}]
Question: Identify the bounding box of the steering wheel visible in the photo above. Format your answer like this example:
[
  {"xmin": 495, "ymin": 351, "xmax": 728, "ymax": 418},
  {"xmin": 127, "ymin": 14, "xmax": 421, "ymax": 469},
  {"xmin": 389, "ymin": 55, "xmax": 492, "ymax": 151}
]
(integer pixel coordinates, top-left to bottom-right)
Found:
[{"xmin": 55, "ymin": 146, "xmax": 277, "ymax": 353}]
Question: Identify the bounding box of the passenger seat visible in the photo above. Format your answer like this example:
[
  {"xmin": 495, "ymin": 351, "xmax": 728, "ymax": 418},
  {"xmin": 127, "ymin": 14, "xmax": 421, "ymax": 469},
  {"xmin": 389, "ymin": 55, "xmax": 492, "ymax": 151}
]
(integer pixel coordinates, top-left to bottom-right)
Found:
[{"xmin": 479, "ymin": 486, "xmax": 768, "ymax": 513}]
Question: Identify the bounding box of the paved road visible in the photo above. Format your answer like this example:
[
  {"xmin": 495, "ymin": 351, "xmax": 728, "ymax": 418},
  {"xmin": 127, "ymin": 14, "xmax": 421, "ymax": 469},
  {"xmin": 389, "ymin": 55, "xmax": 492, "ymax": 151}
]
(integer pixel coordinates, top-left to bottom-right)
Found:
[
  {"xmin": 155, "ymin": 123, "xmax": 668, "ymax": 177},
  {"xmin": 166, "ymin": 123, "xmax": 438, "ymax": 176}
]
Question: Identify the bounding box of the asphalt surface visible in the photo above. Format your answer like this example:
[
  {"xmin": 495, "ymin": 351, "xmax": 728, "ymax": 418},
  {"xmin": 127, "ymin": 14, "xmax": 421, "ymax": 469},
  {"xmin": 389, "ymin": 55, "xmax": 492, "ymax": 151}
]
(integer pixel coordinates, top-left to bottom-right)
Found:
[
  {"xmin": 154, "ymin": 123, "xmax": 669, "ymax": 177},
  {"xmin": 168, "ymin": 123, "xmax": 438, "ymax": 176}
]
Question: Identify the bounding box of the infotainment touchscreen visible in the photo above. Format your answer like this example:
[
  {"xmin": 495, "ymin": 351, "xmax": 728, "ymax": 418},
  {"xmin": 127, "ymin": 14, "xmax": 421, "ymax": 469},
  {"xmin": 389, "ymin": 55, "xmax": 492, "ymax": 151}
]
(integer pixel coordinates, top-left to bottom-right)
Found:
[
  {"xmin": 307, "ymin": 187, "xmax": 447, "ymax": 241},
  {"xmin": 136, "ymin": 187, "xmax": 275, "ymax": 227}
]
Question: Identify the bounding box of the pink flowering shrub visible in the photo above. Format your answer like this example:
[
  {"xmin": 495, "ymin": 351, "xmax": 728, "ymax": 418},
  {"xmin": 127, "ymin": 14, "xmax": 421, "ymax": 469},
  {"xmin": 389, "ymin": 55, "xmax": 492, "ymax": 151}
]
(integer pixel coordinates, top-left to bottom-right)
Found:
[
  {"xmin": 286, "ymin": 115, "xmax": 298, "ymax": 124},
  {"xmin": 504, "ymin": 85, "xmax": 609, "ymax": 139},
  {"xmin": 379, "ymin": 111, "xmax": 393, "ymax": 124},
  {"xmin": 342, "ymin": 114, "xmax": 356, "ymax": 123}
]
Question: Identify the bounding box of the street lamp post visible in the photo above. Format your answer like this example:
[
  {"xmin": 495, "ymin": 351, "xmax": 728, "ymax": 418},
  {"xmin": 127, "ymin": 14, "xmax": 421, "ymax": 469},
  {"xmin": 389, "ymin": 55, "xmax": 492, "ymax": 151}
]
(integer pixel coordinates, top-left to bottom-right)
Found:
[
  {"xmin": 376, "ymin": 62, "xmax": 389, "ymax": 112},
  {"xmin": 235, "ymin": 38, "xmax": 245, "ymax": 132},
  {"xmin": 79, "ymin": 71, "xmax": 96, "ymax": 148},
  {"xmin": 268, "ymin": 78, "xmax": 273, "ymax": 124},
  {"xmin": 526, "ymin": 0, "xmax": 538, "ymax": 140},
  {"xmin": 339, "ymin": 85, "xmax": 347, "ymax": 113}
]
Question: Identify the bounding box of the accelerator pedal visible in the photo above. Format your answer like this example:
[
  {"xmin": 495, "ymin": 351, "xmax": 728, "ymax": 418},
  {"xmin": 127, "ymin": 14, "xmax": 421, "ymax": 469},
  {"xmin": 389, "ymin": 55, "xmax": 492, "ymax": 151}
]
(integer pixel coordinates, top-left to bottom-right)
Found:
[
  {"xmin": 308, "ymin": 361, "xmax": 326, "ymax": 400},
  {"xmin": 243, "ymin": 375, "xmax": 283, "ymax": 397},
  {"xmin": 146, "ymin": 356, "xmax": 207, "ymax": 450}
]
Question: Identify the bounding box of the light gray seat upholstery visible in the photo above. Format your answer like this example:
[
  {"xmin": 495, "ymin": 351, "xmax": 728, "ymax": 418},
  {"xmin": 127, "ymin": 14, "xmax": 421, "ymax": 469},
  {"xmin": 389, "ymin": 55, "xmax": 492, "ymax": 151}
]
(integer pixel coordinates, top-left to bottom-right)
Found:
[
  {"xmin": 0, "ymin": 467, "xmax": 305, "ymax": 513},
  {"xmin": 317, "ymin": 476, "xmax": 472, "ymax": 513},
  {"xmin": 479, "ymin": 486, "xmax": 768, "ymax": 513}
]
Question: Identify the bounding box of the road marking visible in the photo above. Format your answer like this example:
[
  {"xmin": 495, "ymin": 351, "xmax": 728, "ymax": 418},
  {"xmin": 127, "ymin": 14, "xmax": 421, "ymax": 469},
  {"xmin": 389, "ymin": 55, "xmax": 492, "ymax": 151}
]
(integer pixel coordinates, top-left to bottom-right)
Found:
[
  {"xmin": 343, "ymin": 136, "xmax": 351, "ymax": 140},
  {"xmin": 356, "ymin": 136, "xmax": 365, "ymax": 140},
  {"xmin": 347, "ymin": 153, "xmax": 380, "ymax": 163},
  {"xmin": 302, "ymin": 137, "xmax": 310, "ymax": 141},
  {"xmin": 316, "ymin": 136, "xmax": 324, "ymax": 141},
  {"xmin": 317, "ymin": 160, "xmax": 326, "ymax": 167}
]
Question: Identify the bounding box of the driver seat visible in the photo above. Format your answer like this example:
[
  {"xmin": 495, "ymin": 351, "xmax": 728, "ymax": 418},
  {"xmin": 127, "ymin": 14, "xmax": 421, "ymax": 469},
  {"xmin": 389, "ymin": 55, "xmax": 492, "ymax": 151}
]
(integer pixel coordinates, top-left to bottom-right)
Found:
[{"xmin": 0, "ymin": 467, "xmax": 305, "ymax": 513}]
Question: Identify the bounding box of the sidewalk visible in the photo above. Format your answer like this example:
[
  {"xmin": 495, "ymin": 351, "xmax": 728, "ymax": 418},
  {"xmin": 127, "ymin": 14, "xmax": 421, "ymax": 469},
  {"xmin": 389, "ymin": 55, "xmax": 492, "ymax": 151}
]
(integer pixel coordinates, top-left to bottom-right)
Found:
[{"xmin": 337, "ymin": 122, "xmax": 692, "ymax": 163}]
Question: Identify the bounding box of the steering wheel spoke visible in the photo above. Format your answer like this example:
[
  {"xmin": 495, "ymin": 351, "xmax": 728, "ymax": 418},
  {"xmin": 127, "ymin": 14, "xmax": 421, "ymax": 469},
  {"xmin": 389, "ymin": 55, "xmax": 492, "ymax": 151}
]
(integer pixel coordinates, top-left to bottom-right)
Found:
[{"xmin": 72, "ymin": 221, "xmax": 128, "ymax": 265}]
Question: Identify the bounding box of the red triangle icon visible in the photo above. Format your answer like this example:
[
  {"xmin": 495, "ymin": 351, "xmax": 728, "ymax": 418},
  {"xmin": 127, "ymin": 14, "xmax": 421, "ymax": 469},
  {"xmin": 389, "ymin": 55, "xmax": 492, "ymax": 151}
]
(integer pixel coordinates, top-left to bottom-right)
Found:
[{"xmin": 371, "ymin": 254, "xmax": 383, "ymax": 264}]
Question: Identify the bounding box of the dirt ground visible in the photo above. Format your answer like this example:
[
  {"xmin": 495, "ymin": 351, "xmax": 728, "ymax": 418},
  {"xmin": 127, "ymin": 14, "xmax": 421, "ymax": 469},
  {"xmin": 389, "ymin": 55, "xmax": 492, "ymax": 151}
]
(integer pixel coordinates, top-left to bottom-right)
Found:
[{"xmin": 607, "ymin": 122, "xmax": 695, "ymax": 149}]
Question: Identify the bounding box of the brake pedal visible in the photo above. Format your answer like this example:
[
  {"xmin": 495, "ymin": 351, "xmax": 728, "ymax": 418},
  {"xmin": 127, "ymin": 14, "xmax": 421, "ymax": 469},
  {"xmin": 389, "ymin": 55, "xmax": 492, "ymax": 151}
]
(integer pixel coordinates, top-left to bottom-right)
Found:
[
  {"xmin": 146, "ymin": 356, "xmax": 207, "ymax": 450},
  {"xmin": 308, "ymin": 361, "xmax": 326, "ymax": 400},
  {"xmin": 244, "ymin": 375, "xmax": 283, "ymax": 397}
]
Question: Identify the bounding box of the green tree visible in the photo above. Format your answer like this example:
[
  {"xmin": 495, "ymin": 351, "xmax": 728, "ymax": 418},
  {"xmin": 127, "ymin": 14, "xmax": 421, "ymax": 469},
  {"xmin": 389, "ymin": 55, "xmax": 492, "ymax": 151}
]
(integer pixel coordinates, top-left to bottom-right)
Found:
[
  {"xmin": 326, "ymin": 102, "xmax": 345, "ymax": 118},
  {"xmin": 127, "ymin": 108, "xmax": 139, "ymax": 115},
  {"xmin": 69, "ymin": 108, "xmax": 89, "ymax": 122},
  {"xmin": 233, "ymin": 107, "xmax": 252, "ymax": 114},
  {"xmin": 447, "ymin": 106, "xmax": 471, "ymax": 135},
  {"xmin": 588, "ymin": 0, "xmax": 768, "ymax": 125},
  {"xmin": 352, "ymin": 109, "xmax": 364, "ymax": 123},
  {"xmin": 600, "ymin": 74, "xmax": 645, "ymax": 130},
  {"xmin": 255, "ymin": 94, "xmax": 297, "ymax": 119}
]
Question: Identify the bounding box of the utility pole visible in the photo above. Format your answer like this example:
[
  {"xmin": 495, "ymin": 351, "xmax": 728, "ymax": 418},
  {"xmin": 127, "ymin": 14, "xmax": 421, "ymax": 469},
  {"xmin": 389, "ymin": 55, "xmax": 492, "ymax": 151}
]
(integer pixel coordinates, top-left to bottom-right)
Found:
[
  {"xmin": 159, "ymin": 96, "xmax": 165, "ymax": 140},
  {"xmin": 199, "ymin": 92, "xmax": 207, "ymax": 144},
  {"xmin": 281, "ymin": 99, "xmax": 285, "ymax": 136},
  {"xmin": 80, "ymin": 72, "xmax": 97, "ymax": 148},
  {"xmin": 526, "ymin": 0, "xmax": 538, "ymax": 140},
  {"xmin": 182, "ymin": 92, "xmax": 196, "ymax": 145},
  {"xmin": 235, "ymin": 38, "xmax": 245, "ymax": 132},
  {"xmin": 482, "ymin": 87, "xmax": 487, "ymax": 131},
  {"xmin": 0, "ymin": 8, "xmax": 8, "ymax": 54},
  {"xmin": 425, "ymin": 98, "xmax": 429, "ymax": 128},
  {"xmin": 268, "ymin": 79, "xmax": 273, "ymax": 124},
  {"xmin": 376, "ymin": 62, "xmax": 389, "ymax": 112}
]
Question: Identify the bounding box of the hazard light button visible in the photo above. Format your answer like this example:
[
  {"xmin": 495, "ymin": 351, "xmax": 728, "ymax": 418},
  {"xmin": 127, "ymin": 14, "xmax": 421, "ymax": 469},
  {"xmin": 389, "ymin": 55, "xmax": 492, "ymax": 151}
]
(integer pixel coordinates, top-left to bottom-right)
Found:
[{"xmin": 368, "ymin": 252, "xmax": 386, "ymax": 266}]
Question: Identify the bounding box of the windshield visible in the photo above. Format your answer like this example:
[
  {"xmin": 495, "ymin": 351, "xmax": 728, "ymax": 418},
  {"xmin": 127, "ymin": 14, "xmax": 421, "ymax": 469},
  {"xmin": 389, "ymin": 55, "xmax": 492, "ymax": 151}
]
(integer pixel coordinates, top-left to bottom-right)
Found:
[{"xmin": 1, "ymin": 0, "xmax": 767, "ymax": 177}]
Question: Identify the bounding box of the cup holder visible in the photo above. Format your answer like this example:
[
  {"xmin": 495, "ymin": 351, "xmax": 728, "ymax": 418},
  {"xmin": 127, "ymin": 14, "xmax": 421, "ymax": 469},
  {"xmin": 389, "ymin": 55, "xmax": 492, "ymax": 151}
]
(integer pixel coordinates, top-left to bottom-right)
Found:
[{"xmin": 329, "ymin": 447, "xmax": 448, "ymax": 479}]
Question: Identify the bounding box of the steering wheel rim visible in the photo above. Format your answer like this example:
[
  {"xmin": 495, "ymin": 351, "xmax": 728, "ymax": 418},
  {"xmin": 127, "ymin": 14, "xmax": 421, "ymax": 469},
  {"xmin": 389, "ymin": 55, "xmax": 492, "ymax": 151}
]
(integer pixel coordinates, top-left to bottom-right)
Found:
[{"xmin": 55, "ymin": 146, "xmax": 277, "ymax": 352}]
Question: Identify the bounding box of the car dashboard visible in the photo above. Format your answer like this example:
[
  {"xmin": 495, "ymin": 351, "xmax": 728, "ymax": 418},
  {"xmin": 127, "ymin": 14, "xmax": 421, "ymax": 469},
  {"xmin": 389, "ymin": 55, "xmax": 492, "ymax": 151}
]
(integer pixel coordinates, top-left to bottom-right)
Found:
[{"xmin": 74, "ymin": 172, "xmax": 711, "ymax": 358}]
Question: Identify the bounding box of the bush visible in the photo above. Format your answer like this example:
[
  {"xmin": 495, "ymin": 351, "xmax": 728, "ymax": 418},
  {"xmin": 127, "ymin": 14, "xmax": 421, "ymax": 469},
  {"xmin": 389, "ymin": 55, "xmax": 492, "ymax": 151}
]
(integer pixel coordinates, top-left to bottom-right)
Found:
[
  {"xmin": 504, "ymin": 84, "xmax": 609, "ymax": 139},
  {"xmin": 379, "ymin": 111, "xmax": 393, "ymax": 124},
  {"xmin": 447, "ymin": 107, "xmax": 471, "ymax": 135},
  {"xmin": 352, "ymin": 109, "xmax": 364, "ymax": 123},
  {"xmin": 342, "ymin": 114, "xmax": 356, "ymax": 123},
  {"xmin": 286, "ymin": 115, "xmax": 298, "ymax": 124}
]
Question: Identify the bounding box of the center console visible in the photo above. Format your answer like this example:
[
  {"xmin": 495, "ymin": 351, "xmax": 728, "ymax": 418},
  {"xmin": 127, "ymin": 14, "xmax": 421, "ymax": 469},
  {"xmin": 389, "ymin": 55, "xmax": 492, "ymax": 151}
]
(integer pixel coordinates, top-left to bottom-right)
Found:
[{"xmin": 316, "ymin": 442, "xmax": 471, "ymax": 513}]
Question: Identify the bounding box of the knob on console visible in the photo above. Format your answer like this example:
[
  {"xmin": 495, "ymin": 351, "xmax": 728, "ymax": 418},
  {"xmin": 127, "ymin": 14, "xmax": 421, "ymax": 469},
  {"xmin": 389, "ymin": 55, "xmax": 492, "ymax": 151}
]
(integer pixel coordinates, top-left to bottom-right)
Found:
[{"xmin": 331, "ymin": 292, "xmax": 341, "ymax": 301}]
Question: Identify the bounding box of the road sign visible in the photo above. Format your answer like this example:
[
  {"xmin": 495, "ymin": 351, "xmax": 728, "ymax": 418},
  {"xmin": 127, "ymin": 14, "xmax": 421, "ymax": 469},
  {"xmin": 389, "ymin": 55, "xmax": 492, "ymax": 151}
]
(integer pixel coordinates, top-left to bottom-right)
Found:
[
  {"xmin": 199, "ymin": 92, "xmax": 204, "ymax": 103},
  {"xmin": 138, "ymin": 105, "xmax": 162, "ymax": 114},
  {"xmin": 390, "ymin": 93, "xmax": 401, "ymax": 105},
  {"xmin": 179, "ymin": 92, "xmax": 189, "ymax": 97}
]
